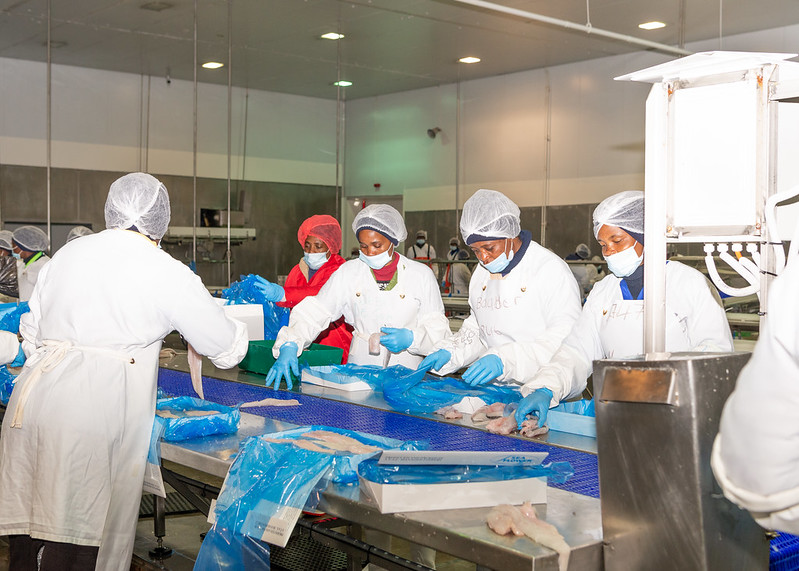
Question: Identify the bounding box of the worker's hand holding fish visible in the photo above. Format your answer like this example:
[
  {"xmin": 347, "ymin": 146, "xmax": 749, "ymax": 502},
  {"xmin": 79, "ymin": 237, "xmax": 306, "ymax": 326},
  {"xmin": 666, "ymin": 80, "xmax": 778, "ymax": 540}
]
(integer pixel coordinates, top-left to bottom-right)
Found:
[
  {"xmin": 266, "ymin": 342, "xmax": 299, "ymax": 390},
  {"xmin": 515, "ymin": 388, "xmax": 554, "ymax": 429}
]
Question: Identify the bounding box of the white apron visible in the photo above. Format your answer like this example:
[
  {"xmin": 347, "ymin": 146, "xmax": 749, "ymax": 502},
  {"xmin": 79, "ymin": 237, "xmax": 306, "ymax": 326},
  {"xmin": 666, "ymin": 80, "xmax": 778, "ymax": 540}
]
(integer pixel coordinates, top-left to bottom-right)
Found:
[
  {"xmin": 598, "ymin": 284, "xmax": 691, "ymax": 358},
  {"xmin": 0, "ymin": 340, "xmax": 161, "ymax": 568}
]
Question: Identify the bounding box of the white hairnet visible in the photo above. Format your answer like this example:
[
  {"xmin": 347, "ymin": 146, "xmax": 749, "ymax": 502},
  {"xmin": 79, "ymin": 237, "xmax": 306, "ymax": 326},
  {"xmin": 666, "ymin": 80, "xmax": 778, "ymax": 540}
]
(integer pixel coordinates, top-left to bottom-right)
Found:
[
  {"xmin": 0, "ymin": 230, "xmax": 13, "ymax": 251},
  {"xmin": 449, "ymin": 236, "xmax": 459, "ymax": 246},
  {"xmin": 66, "ymin": 226, "xmax": 93, "ymax": 243},
  {"xmin": 460, "ymin": 189, "xmax": 521, "ymax": 244},
  {"xmin": 352, "ymin": 204, "xmax": 407, "ymax": 246},
  {"xmin": 576, "ymin": 243, "xmax": 591, "ymax": 258},
  {"xmin": 593, "ymin": 191, "xmax": 644, "ymax": 239},
  {"xmin": 416, "ymin": 230, "xmax": 427, "ymax": 239},
  {"xmin": 104, "ymin": 172, "xmax": 171, "ymax": 240},
  {"xmin": 12, "ymin": 226, "xmax": 49, "ymax": 252}
]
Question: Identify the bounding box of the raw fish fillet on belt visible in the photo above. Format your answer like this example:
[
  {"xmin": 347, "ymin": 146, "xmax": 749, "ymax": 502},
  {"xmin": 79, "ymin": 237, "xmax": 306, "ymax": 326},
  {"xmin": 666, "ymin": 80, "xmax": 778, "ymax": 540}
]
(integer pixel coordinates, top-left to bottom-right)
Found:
[
  {"xmin": 471, "ymin": 402, "xmax": 506, "ymax": 423},
  {"xmin": 486, "ymin": 502, "xmax": 570, "ymax": 571},
  {"xmin": 264, "ymin": 430, "xmax": 381, "ymax": 455},
  {"xmin": 187, "ymin": 343, "xmax": 204, "ymax": 399}
]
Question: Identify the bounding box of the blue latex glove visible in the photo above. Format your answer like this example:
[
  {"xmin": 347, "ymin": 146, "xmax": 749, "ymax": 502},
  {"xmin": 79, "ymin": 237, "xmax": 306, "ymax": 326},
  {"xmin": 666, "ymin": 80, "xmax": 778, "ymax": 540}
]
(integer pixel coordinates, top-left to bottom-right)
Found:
[
  {"xmin": 9, "ymin": 344, "xmax": 25, "ymax": 368},
  {"xmin": 462, "ymin": 354, "xmax": 503, "ymax": 386},
  {"xmin": 379, "ymin": 327, "xmax": 414, "ymax": 353},
  {"xmin": 265, "ymin": 342, "xmax": 299, "ymax": 390},
  {"xmin": 253, "ymin": 275, "xmax": 285, "ymax": 303},
  {"xmin": 515, "ymin": 388, "xmax": 554, "ymax": 429},
  {"xmin": 417, "ymin": 349, "xmax": 451, "ymax": 372}
]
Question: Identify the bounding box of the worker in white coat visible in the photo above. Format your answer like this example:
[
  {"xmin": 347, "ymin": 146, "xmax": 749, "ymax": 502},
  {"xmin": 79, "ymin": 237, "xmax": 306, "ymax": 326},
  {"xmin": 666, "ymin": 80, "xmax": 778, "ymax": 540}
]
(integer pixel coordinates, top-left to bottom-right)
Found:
[
  {"xmin": 418, "ymin": 189, "xmax": 582, "ymax": 386},
  {"xmin": 267, "ymin": 204, "xmax": 449, "ymax": 388},
  {"xmin": 711, "ymin": 259, "xmax": 799, "ymax": 535},
  {"xmin": 566, "ymin": 243, "xmax": 599, "ymax": 296},
  {"xmin": 515, "ymin": 190, "xmax": 733, "ymax": 427},
  {"xmin": 12, "ymin": 226, "xmax": 50, "ymax": 302},
  {"xmin": 0, "ymin": 173, "xmax": 249, "ymax": 571},
  {"xmin": 407, "ymin": 229, "xmax": 439, "ymax": 279}
]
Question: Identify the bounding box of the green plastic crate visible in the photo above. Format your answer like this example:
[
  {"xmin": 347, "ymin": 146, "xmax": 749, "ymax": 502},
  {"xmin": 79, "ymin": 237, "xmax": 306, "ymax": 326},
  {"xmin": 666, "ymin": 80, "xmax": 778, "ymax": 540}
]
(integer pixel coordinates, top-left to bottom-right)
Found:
[{"xmin": 238, "ymin": 340, "xmax": 344, "ymax": 377}]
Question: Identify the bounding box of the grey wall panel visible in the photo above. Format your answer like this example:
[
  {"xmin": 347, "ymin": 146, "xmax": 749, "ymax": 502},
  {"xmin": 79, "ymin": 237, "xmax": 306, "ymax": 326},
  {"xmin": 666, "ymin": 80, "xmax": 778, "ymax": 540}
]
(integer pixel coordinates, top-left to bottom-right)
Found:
[{"xmin": 1, "ymin": 164, "xmax": 336, "ymax": 289}]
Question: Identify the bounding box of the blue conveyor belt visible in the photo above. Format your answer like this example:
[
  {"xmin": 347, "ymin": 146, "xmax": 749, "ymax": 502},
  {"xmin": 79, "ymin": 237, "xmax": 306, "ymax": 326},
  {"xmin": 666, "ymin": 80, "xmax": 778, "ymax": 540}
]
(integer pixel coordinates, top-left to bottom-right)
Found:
[
  {"xmin": 158, "ymin": 368, "xmax": 600, "ymax": 499},
  {"xmin": 158, "ymin": 368, "xmax": 799, "ymax": 569}
]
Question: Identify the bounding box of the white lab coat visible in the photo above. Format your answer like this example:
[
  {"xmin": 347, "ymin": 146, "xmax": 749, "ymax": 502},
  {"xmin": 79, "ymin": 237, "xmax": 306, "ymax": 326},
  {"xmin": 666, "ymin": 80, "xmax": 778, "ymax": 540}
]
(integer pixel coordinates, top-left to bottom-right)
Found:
[
  {"xmin": 275, "ymin": 255, "xmax": 449, "ymax": 367},
  {"xmin": 569, "ymin": 262, "xmax": 599, "ymax": 296},
  {"xmin": 0, "ymin": 229, "xmax": 248, "ymax": 570},
  {"xmin": 712, "ymin": 260, "xmax": 799, "ymax": 535},
  {"xmin": 521, "ymin": 261, "xmax": 733, "ymax": 403},
  {"xmin": 0, "ymin": 330, "xmax": 19, "ymax": 363},
  {"xmin": 16, "ymin": 253, "xmax": 50, "ymax": 302},
  {"xmin": 407, "ymin": 243, "xmax": 439, "ymax": 279},
  {"xmin": 449, "ymin": 262, "xmax": 472, "ymax": 296},
  {"xmin": 433, "ymin": 239, "xmax": 582, "ymax": 384}
]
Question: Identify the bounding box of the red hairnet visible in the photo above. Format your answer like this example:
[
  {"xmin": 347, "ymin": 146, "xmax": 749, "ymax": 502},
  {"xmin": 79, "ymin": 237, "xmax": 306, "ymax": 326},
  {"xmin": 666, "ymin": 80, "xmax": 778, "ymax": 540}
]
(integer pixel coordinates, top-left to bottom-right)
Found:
[{"xmin": 297, "ymin": 214, "xmax": 342, "ymax": 254}]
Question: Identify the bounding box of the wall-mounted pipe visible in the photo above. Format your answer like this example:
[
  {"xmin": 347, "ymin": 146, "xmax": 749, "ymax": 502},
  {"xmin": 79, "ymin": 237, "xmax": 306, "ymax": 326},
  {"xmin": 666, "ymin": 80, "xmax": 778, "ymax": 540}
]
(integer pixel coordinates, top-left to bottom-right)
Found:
[{"xmin": 449, "ymin": 0, "xmax": 692, "ymax": 57}]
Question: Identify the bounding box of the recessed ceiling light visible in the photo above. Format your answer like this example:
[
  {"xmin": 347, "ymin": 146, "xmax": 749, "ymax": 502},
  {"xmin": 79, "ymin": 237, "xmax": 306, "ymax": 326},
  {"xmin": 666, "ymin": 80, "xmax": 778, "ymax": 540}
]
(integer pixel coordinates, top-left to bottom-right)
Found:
[
  {"xmin": 459, "ymin": 56, "xmax": 481, "ymax": 64},
  {"xmin": 334, "ymin": 80, "xmax": 352, "ymax": 87},
  {"xmin": 140, "ymin": 2, "xmax": 173, "ymax": 12},
  {"xmin": 321, "ymin": 32, "xmax": 345, "ymax": 40},
  {"xmin": 639, "ymin": 21, "xmax": 666, "ymax": 30},
  {"xmin": 202, "ymin": 62, "xmax": 224, "ymax": 69}
]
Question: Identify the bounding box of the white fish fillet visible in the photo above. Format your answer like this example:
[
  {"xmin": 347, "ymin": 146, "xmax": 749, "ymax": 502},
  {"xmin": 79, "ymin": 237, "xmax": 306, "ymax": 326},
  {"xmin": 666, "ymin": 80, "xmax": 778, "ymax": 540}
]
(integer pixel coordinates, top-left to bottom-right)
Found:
[
  {"xmin": 520, "ymin": 419, "xmax": 549, "ymax": 438},
  {"xmin": 302, "ymin": 430, "xmax": 381, "ymax": 454},
  {"xmin": 471, "ymin": 402, "xmax": 506, "ymax": 424},
  {"xmin": 434, "ymin": 406, "xmax": 463, "ymax": 420},
  {"xmin": 184, "ymin": 410, "xmax": 219, "ymax": 416},
  {"xmin": 240, "ymin": 398, "xmax": 301, "ymax": 408},
  {"xmin": 187, "ymin": 343, "xmax": 204, "ymax": 399},
  {"xmin": 486, "ymin": 414, "xmax": 517, "ymax": 435},
  {"xmin": 486, "ymin": 502, "xmax": 570, "ymax": 571},
  {"xmin": 156, "ymin": 410, "xmax": 179, "ymax": 419}
]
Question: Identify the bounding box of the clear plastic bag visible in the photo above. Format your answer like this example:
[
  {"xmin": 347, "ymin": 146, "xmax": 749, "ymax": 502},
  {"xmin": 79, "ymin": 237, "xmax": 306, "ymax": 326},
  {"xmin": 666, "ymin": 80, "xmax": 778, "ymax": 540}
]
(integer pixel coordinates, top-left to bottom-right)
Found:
[
  {"xmin": 155, "ymin": 396, "xmax": 240, "ymax": 442},
  {"xmin": 143, "ymin": 415, "xmax": 166, "ymax": 497},
  {"xmin": 0, "ymin": 257, "xmax": 18, "ymax": 298},
  {"xmin": 358, "ymin": 458, "xmax": 574, "ymax": 485},
  {"xmin": 222, "ymin": 274, "xmax": 290, "ymax": 339},
  {"xmin": 194, "ymin": 525, "xmax": 271, "ymax": 570}
]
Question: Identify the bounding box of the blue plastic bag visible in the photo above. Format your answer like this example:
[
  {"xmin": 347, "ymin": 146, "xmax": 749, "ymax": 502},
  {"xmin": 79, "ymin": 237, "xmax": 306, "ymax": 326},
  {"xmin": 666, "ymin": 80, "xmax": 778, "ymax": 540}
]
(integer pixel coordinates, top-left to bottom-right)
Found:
[
  {"xmin": 209, "ymin": 435, "xmax": 336, "ymax": 548},
  {"xmin": 194, "ymin": 525, "xmax": 271, "ymax": 570},
  {"xmin": 222, "ymin": 275, "xmax": 290, "ymax": 339},
  {"xmin": 155, "ymin": 396, "xmax": 240, "ymax": 442},
  {"xmin": 302, "ymin": 363, "xmax": 521, "ymax": 414},
  {"xmin": 260, "ymin": 425, "xmax": 424, "ymax": 484},
  {"xmin": 0, "ymin": 302, "xmax": 28, "ymax": 333},
  {"xmin": 0, "ymin": 365, "xmax": 16, "ymax": 406},
  {"xmin": 358, "ymin": 458, "xmax": 574, "ymax": 485}
]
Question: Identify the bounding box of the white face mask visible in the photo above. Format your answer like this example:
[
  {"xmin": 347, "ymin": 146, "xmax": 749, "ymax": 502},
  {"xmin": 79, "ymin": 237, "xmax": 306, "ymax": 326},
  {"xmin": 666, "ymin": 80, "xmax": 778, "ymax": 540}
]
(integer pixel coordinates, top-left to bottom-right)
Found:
[
  {"xmin": 359, "ymin": 246, "xmax": 394, "ymax": 270},
  {"xmin": 605, "ymin": 244, "xmax": 643, "ymax": 278},
  {"xmin": 304, "ymin": 251, "xmax": 328, "ymax": 270}
]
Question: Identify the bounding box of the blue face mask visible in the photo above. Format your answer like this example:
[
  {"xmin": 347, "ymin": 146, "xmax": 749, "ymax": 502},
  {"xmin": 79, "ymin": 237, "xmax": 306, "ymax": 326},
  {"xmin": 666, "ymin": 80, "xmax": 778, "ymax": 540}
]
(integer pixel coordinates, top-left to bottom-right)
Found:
[
  {"xmin": 481, "ymin": 239, "xmax": 514, "ymax": 274},
  {"xmin": 359, "ymin": 247, "xmax": 393, "ymax": 270},
  {"xmin": 12, "ymin": 252, "xmax": 21, "ymax": 260},
  {"xmin": 416, "ymin": 239, "xmax": 426, "ymax": 247},
  {"xmin": 450, "ymin": 245, "xmax": 458, "ymax": 251},
  {"xmin": 605, "ymin": 244, "xmax": 643, "ymax": 277},
  {"xmin": 304, "ymin": 251, "xmax": 328, "ymax": 271}
]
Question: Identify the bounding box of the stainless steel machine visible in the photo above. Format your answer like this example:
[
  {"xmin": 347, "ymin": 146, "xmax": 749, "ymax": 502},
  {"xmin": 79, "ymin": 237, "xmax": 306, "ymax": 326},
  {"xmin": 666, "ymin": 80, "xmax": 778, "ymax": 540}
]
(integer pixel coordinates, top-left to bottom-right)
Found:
[{"xmin": 594, "ymin": 352, "xmax": 768, "ymax": 570}]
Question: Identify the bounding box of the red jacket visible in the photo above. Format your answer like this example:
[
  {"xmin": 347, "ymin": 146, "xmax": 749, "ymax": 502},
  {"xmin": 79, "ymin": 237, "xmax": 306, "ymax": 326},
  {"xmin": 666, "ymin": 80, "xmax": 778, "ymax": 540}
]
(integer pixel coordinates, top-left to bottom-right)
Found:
[{"xmin": 277, "ymin": 254, "xmax": 353, "ymax": 363}]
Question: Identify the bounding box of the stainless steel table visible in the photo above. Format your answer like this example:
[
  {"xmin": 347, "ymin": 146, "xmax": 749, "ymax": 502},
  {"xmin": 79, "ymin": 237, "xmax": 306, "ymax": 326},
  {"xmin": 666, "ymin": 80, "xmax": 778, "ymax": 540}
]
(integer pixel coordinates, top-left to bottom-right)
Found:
[{"xmin": 157, "ymin": 352, "xmax": 603, "ymax": 570}]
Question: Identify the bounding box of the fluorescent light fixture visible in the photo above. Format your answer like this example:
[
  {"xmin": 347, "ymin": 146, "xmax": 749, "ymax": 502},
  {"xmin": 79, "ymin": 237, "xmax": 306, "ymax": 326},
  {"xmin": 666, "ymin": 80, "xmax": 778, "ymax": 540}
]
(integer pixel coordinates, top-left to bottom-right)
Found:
[
  {"xmin": 639, "ymin": 21, "xmax": 666, "ymax": 30},
  {"xmin": 321, "ymin": 32, "xmax": 345, "ymax": 40},
  {"xmin": 334, "ymin": 80, "xmax": 353, "ymax": 87},
  {"xmin": 459, "ymin": 56, "xmax": 481, "ymax": 64},
  {"xmin": 202, "ymin": 61, "xmax": 224, "ymax": 69}
]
